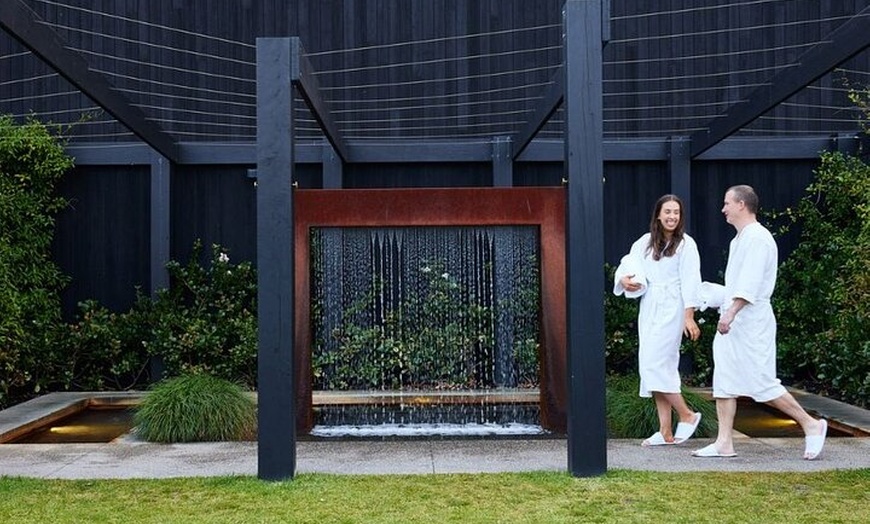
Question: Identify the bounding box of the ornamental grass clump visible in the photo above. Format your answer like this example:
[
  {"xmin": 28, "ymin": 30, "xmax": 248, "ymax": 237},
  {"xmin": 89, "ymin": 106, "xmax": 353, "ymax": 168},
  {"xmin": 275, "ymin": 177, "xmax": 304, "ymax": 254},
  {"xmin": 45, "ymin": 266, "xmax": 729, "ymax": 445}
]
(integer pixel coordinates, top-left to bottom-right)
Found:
[
  {"xmin": 605, "ymin": 374, "xmax": 717, "ymax": 439},
  {"xmin": 134, "ymin": 373, "xmax": 256, "ymax": 443}
]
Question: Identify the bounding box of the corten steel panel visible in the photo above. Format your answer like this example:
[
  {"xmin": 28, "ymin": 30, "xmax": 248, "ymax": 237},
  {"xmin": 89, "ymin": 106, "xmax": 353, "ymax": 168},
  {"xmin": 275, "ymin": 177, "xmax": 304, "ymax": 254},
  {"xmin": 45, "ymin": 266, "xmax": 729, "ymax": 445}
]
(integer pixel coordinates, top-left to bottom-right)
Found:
[{"xmin": 294, "ymin": 187, "xmax": 567, "ymax": 433}]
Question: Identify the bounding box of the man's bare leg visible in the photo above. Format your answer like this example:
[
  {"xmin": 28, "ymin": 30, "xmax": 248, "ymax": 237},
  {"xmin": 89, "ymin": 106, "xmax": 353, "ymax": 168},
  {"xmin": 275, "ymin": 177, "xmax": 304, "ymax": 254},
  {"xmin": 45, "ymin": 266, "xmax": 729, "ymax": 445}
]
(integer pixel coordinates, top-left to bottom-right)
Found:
[
  {"xmin": 712, "ymin": 397, "xmax": 737, "ymax": 454},
  {"xmin": 765, "ymin": 392, "xmax": 824, "ymax": 436}
]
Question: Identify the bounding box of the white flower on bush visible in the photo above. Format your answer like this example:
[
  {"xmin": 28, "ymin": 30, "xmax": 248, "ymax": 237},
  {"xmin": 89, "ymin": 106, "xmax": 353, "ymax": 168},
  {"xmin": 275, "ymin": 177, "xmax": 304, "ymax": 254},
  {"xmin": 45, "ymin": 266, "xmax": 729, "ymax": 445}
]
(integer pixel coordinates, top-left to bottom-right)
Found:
[
  {"xmin": 218, "ymin": 252, "xmax": 230, "ymax": 264},
  {"xmin": 441, "ymin": 272, "xmax": 450, "ymax": 279},
  {"xmin": 421, "ymin": 266, "xmax": 431, "ymax": 273}
]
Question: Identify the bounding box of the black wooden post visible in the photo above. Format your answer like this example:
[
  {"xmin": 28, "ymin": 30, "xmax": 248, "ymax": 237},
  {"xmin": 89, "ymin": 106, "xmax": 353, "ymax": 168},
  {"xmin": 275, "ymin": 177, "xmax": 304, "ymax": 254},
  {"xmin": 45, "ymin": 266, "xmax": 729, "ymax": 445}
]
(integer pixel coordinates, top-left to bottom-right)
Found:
[
  {"xmin": 836, "ymin": 133, "xmax": 859, "ymax": 156},
  {"xmin": 668, "ymin": 136, "xmax": 692, "ymax": 227},
  {"xmin": 322, "ymin": 141, "xmax": 343, "ymax": 189},
  {"xmin": 149, "ymin": 152, "xmax": 170, "ymax": 297},
  {"xmin": 256, "ymin": 37, "xmax": 296, "ymax": 481},
  {"xmin": 492, "ymin": 136, "xmax": 513, "ymax": 187},
  {"xmin": 671, "ymin": 135, "xmax": 694, "ymax": 377},
  {"xmin": 563, "ymin": 0, "xmax": 607, "ymax": 477},
  {"xmin": 149, "ymin": 152, "xmax": 170, "ymax": 381}
]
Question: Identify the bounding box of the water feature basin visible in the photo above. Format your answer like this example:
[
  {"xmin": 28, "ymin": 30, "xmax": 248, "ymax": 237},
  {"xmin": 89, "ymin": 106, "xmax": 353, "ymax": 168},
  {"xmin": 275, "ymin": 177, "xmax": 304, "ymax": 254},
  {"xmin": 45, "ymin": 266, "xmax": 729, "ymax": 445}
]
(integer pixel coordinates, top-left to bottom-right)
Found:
[{"xmin": 1, "ymin": 388, "xmax": 866, "ymax": 444}]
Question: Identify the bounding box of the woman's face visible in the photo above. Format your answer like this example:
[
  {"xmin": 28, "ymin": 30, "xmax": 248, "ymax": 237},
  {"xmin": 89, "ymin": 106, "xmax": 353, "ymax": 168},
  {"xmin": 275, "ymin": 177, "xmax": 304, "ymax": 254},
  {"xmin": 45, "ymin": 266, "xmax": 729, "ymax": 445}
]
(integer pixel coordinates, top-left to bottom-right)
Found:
[{"xmin": 657, "ymin": 200, "xmax": 681, "ymax": 234}]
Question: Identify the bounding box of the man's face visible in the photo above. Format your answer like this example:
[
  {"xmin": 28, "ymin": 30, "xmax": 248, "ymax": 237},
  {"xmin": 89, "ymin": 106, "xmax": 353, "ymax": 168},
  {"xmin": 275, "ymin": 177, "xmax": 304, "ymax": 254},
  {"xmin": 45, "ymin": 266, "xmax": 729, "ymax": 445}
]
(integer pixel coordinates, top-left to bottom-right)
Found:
[{"xmin": 721, "ymin": 190, "xmax": 742, "ymax": 225}]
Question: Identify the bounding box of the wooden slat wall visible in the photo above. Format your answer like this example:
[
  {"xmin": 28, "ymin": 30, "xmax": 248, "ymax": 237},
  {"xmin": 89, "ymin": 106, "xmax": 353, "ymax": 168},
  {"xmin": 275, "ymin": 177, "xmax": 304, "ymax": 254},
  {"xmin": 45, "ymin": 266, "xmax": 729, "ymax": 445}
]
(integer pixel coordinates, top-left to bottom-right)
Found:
[
  {"xmin": 0, "ymin": 1, "xmax": 861, "ymax": 311},
  {"xmin": 52, "ymin": 166, "xmax": 150, "ymax": 315}
]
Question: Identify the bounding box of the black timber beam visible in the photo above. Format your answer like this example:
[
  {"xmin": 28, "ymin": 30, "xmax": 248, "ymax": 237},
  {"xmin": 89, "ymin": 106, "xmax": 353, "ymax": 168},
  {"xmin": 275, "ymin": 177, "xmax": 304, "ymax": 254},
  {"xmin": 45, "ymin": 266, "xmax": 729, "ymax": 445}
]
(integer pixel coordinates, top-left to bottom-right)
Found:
[
  {"xmin": 511, "ymin": 66, "xmax": 564, "ymax": 160},
  {"xmin": 290, "ymin": 38, "xmax": 349, "ymax": 163},
  {"xmin": 510, "ymin": 0, "xmax": 608, "ymax": 161},
  {"xmin": 0, "ymin": 0, "xmax": 179, "ymax": 163},
  {"xmin": 690, "ymin": 6, "xmax": 870, "ymax": 158},
  {"xmin": 693, "ymin": 136, "xmax": 847, "ymax": 160},
  {"xmin": 64, "ymin": 135, "xmax": 858, "ymax": 166}
]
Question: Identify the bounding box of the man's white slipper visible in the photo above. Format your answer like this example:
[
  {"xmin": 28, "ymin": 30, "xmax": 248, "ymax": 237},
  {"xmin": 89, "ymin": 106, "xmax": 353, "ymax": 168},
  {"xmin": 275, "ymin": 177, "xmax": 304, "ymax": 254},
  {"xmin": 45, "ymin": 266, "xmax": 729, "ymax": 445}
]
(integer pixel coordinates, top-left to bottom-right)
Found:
[
  {"xmin": 691, "ymin": 443, "xmax": 737, "ymax": 458},
  {"xmin": 804, "ymin": 419, "xmax": 828, "ymax": 460}
]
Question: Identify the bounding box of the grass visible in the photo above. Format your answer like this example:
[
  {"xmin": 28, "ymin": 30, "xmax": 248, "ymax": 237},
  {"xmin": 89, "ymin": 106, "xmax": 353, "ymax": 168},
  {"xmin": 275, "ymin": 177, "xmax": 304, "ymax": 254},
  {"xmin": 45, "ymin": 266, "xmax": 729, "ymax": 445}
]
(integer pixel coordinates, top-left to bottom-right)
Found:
[
  {"xmin": 0, "ymin": 470, "xmax": 867, "ymax": 523},
  {"xmin": 134, "ymin": 373, "xmax": 256, "ymax": 443},
  {"xmin": 606, "ymin": 375, "xmax": 719, "ymax": 438}
]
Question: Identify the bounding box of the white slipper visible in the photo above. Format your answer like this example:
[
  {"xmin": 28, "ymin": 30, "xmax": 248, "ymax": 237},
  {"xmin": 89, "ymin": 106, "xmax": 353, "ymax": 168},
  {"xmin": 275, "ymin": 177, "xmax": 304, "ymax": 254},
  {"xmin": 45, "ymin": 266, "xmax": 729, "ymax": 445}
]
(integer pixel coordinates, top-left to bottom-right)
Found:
[
  {"xmin": 691, "ymin": 443, "xmax": 737, "ymax": 458},
  {"xmin": 674, "ymin": 412, "xmax": 702, "ymax": 444},
  {"xmin": 804, "ymin": 419, "xmax": 828, "ymax": 460},
  {"xmin": 641, "ymin": 431, "xmax": 674, "ymax": 447}
]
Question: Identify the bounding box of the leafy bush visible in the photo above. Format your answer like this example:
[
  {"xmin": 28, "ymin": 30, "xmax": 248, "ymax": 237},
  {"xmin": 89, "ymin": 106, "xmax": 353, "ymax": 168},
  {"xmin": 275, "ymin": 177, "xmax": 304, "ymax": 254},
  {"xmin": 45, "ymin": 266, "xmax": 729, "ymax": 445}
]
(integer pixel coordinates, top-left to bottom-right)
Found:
[
  {"xmin": 142, "ymin": 240, "xmax": 258, "ymax": 388},
  {"xmin": 0, "ymin": 115, "xmax": 73, "ymax": 408},
  {"xmin": 605, "ymin": 374, "xmax": 717, "ymax": 439},
  {"xmin": 773, "ymin": 151, "xmax": 870, "ymax": 407},
  {"xmin": 60, "ymin": 240, "xmax": 258, "ymax": 396},
  {"xmin": 678, "ymin": 308, "xmax": 718, "ymax": 387},
  {"xmin": 134, "ymin": 373, "xmax": 256, "ymax": 442},
  {"xmin": 313, "ymin": 257, "xmax": 539, "ymax": 391},
  {"xmin": 61, "ymin": 299, "xmax": 151, "ymax": 391},
  {"xmin": 603, "ymin": 264, "xmax": 639, "ymax": 375},
  {"xmin": 604, "ymin": 264, "xmax": 717, "ymax": 387}
]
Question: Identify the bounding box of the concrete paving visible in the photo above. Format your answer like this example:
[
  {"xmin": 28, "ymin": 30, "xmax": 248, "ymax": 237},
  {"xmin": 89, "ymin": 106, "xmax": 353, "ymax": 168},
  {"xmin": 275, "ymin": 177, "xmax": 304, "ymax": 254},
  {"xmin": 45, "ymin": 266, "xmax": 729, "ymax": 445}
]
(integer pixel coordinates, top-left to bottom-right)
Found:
[
  {"xmin": 1, "ymin": 435, "xmax": 868, "ymax": 479},
  {"xmin": 1, "ymin": 389, "xmax": 868, "ymax": 479}
]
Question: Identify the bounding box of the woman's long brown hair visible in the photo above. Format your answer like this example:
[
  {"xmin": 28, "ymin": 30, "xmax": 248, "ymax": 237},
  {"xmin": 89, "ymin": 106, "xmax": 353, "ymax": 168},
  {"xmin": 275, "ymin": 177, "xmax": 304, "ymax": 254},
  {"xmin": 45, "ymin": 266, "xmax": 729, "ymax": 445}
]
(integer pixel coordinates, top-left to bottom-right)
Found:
[{"xmin": 647, "ymin": 194, "xmax": 685, "ymax": 260}]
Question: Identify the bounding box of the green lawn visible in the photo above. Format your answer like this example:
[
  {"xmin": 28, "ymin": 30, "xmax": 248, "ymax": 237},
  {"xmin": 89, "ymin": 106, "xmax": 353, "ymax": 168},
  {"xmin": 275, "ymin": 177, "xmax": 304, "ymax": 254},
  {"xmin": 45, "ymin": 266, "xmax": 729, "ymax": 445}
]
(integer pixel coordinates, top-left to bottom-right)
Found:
[{"xmin": 1, "ymin": 470, "xmax": 868, "ymax": 523}]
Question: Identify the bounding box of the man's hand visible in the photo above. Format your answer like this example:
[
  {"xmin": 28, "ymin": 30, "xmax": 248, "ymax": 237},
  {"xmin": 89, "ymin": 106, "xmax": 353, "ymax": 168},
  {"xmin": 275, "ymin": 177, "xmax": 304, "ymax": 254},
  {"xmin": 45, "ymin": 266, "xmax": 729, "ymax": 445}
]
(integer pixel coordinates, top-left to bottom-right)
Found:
[{"xmin": 717, "ymin": 309, "xmax": 734, "ymax": 334}]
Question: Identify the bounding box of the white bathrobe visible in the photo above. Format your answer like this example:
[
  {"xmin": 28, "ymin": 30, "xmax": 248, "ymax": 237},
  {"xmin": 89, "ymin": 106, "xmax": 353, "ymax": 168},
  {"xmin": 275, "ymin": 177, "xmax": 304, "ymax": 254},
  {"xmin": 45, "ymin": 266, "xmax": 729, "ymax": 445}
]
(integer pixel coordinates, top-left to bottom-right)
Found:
[
  {"xmin": 614, "ymin": 233, "xmax": 701, "ymax": 397},
  {"xmin": 712, "ymin": 222, "xmax": 787, "ymax": 402}
]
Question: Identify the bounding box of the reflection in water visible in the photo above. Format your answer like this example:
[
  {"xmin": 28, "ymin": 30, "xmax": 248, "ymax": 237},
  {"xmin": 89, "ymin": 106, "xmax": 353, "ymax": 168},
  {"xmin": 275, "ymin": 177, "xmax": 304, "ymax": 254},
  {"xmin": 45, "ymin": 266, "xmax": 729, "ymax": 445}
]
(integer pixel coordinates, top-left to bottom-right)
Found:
[
  {"xmin": 732, "ymin": 399, "xmax": 848, "ymax": 438},
  {"xmin": 11, "ymin": 407, "xmax": 133, "ymax": 443}
]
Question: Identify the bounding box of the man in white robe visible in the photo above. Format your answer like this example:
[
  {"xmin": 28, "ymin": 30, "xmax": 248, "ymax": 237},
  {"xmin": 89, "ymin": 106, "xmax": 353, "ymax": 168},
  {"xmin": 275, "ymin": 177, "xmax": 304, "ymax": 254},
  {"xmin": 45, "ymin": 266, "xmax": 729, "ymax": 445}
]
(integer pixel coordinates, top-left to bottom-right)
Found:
[{"xmin": 692, "ymin": 185, "xmax": 827, "ymax": 460}]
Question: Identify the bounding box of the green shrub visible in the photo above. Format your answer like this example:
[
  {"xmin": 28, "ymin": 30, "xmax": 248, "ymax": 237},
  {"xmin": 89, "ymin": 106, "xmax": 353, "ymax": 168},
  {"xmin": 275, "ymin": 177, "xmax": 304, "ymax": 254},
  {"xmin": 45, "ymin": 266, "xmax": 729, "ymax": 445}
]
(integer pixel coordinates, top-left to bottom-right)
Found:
[
  {"xmin": 59, "ymin": 240, "xmax": 258, "ymax": 393},
  {"xmin": 61, "ymin": 299, "xmax": 151, "ymax": 391},
  {"xmin": 0, "ymin": 115, "xmax": 73, "ymax": 408},
  {"xmin": 313, "ymin": 257, "xmax": 540, "ymax": 390},
  {"xmin": 604, "ymin": 263, "xmax": 717, "ymax": 386},
  {"xmin": 603, "ymin": 264, "xmax": 639, "ymax": 375},
  {"xmin": 772, "ymin": 151, "xmax": 870, "ymax": 407},
  {"xmin": 143, "ymin": 240, "xmax": 258, "ymax": 388},
  {"xmin": 678, "ymin": 307, "xmax": 718, "ymax": 387},
  {"xmin": 134, "ymin": 373, "xmax": 256, "ymax": 442},
  {"xmin": 605, "ymin": 375, "xmax": 717, "ymax": 439}
]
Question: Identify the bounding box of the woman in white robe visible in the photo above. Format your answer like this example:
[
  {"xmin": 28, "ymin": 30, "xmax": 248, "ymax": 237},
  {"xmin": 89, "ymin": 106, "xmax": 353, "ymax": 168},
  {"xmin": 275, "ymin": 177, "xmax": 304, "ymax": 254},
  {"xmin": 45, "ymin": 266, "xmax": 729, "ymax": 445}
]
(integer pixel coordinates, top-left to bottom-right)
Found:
[{"xmin": 614, "ymin": 194, "xmax": 703, "ymax": 446}]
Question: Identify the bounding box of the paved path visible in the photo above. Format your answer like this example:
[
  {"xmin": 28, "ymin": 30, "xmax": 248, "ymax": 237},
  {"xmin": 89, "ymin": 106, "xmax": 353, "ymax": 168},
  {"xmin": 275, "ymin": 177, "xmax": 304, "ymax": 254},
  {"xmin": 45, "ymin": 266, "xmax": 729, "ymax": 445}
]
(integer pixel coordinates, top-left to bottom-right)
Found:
[
  {"xmin": 1, "ymin": 436, "xmax": 868, "ymax": 479},
  {"xmin": 2, "ymin": 389, "xmax": 868, "ymax": 479}
]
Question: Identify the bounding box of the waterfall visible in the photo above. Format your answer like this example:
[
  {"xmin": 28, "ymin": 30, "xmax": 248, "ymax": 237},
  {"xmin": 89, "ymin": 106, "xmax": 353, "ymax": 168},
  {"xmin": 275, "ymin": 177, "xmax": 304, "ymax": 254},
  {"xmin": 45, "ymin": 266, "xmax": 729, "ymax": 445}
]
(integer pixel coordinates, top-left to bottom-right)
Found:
[{"xmin": 310, "ymin": 225, "xmax": 542, "ymax": 436}]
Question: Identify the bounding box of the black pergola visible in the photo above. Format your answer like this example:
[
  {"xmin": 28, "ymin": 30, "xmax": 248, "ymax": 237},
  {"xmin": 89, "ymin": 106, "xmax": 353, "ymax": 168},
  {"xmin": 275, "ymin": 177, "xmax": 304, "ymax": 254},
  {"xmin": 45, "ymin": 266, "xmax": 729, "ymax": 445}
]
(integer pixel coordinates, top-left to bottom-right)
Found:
[{"xmin": 2, "ymin": 0, "xmax": 869, "ymax": 480}]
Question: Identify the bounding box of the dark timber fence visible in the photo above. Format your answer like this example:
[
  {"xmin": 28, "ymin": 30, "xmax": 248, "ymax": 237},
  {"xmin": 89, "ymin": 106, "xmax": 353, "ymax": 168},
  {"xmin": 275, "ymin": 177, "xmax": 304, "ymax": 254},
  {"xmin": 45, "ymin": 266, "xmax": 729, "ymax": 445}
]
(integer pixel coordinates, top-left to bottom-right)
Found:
[
  {"xmin": 0, "ymin": 0, "xmax": 862, "ymax": 312},
  {"xmin": 50, "ymin": 156, "xmax": 826, "ymax": 316}
]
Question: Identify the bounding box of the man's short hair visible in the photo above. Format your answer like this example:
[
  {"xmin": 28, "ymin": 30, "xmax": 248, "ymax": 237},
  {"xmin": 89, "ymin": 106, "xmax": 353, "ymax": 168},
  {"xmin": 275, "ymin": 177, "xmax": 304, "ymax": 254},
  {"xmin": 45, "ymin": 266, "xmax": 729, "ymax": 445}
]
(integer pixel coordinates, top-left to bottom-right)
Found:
[{"xmin": 728, "ymin": 184, "xmax": 759, "ymax": 214}]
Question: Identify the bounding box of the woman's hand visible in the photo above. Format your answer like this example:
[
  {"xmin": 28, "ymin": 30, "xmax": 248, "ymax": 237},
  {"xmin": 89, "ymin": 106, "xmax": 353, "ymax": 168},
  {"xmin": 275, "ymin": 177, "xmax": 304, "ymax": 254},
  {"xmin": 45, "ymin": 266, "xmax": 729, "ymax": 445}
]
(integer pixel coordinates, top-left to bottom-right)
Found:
[
  {"xmin": 620, "ymin": 274, "xmax": 642, "ymax": 292},
  {"xmin": 683, "ymin": 309, "xmax": 700, "ymax": 341}
]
